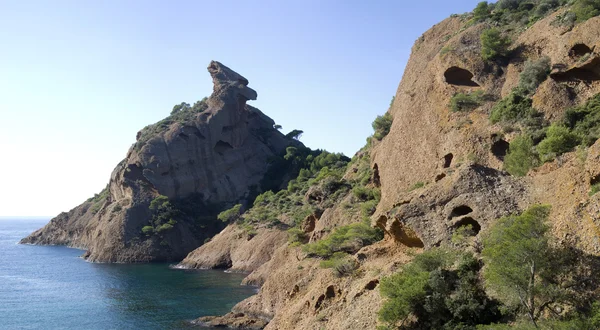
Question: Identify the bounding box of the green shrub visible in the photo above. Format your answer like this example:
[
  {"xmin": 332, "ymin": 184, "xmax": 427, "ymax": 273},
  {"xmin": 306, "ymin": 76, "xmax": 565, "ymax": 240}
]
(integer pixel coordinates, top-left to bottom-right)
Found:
[
  {"xmin": 141, "ymin": 226, "xmax": 154, "ymax": 235},
  {"xmin": 496, "ymin": 0, "xmax": 520, "ymax": 10},
  {"xmin": 450, "ymin": 91, "xmax": 485, "ymax": 112},
  {"xmin": 590, "ymin": 183, "xmax": 600, "ymax": 196},
  {"xmin": 473, "ymin": 1, "xmax": 491, "ymax": 21},
  {"xmin": 490, "ymin": 87, "xmax": 534, "ymax": 124},
  {"xmin": 518, "ymin": 57, "xmax": 551, "ymax": 94},
  {"xmin": 481, "ymin": 205, "xmax": 590, "ymax": 326},
  {"xmin": 481, "ymin": 28, "xmax": 511, "ymax": 61},
  {"xmin": 320, "ymin": 252, "xmax": 358, "ymax": 277},
  {"xmin": 504, "ymin": 134, "xmax": 538, "ymax": 176},
  {"xmin": 288, "ymin": 228, "xmax": 307, "ymax": 245},
  {"xmin": 379, "ymin": 249, "xmax": 500, "ymax": 329},
  {"xmin": 564, "ymin": 93, "xmax": 600, "ymax": 146},
  {"xmin": 303, "ymin": 222, "xmax": 383, "ymax": 258},
  {"xmin": 536, "ymin": 124, "xmax": 581, "ymax": 162},
  {"xmin": 360, "ymin": 199, "xmax": 379, "ymax": 219},
  {"xmin": 217, "ymin": 204, "xmax": 242, "ymax": 223},
  {"xmin": 372, "ymin": 112, "xmax": 393, "ymax": 140},
  {"xmin": 572, "ymin": 0, "xmax": 600, "ymax": 22},
  {"xmin": 112, "ymin": 204, "xmax": 122, "ymax": 213},
  {"xmin": 285, "ymin": 129, "xmax": 303, "ymax": 140},
  {"xmin": 171, "ymin": 102, "xmax": 190, "ymax": 115},
  {"xmin": 155, "ymin": 223, "xmax": 174, "ymax": 233},
  {"xmin": 352, "ymin": 186, "xmax": 380, "ymax": 201},
  {"xmin": 408, "ymin": 182, "xmax": 425, "ymax": 191}
]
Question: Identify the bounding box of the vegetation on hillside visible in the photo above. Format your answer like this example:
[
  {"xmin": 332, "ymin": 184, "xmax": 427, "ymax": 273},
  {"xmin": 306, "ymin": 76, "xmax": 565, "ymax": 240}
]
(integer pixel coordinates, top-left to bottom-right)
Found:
[
  {"xmin": 499, "ymin": 94, "xmax": 600, "ymax": 176},
  {"xmin": 379, "ymin": 205, "xmax": 600, "ymax": 329},
  {"xmin": 140, "ymin": 194, "xmax": 225, "ymax": 245},
  {"xmin": 481, "ymin": 28, "xmax": 511, "ymax": 61},
  {"xmin": 449, "ymin": 91, "xmax": 487, "ymax": 112},
  {"xmin": 135, "ymin": 98, "xmax": 209, "ymax": 150}
]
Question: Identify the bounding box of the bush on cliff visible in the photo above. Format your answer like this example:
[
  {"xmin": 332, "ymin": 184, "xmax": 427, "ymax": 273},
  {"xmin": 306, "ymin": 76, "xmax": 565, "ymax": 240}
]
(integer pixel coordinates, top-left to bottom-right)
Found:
[
  {"xmin": 564, "ymin": 93, "xmax": 600, "ymax": 146},
  {"xmin": 217, "ymin": 204, "xmax": 242, "ymax": 223},
  {"xmin": 489, "ymin": 87, "xmax": 534, "ymax": 124},
  {"xmin": 481, "ymin": 205, "xmax": 598, "ymax": 327},
  {"xmin": 379, "ymin": 248, "xmax": 501, "ymax": 329},
  {"xmin": 504, "ymin": 134, "xmax": 538, "ymax": 176},
  {"xmin": 473, "ymin": 1, "xmax": 491, "ymax": 21},
  {"xmin": 536, "ymin": 124, "xmax": 581, "ymax": 162},
  {"xmin": 449, "ymin": 91, "xmax": 485, "ymax": 112},
  {"xmin": 518, "ymin": 57, "xmax": 551, "ymax": 94},
  {"xmin": 481, "ymin": 28, "xmax": 511, "ymax": 61},
  {"xmin": 303, "ymin": 222, "xmax": 383, "ymax": 258},
  {"xmin": 372, "ymin": 112, "xmax": 393, "ymax": 140},
  {"xmin": 572, "ymin": 0, "xmax": 600, "ymax": 22},
  {"xmin": 319, "ymin": 252, "xmax": 358, "ymax": 277}
]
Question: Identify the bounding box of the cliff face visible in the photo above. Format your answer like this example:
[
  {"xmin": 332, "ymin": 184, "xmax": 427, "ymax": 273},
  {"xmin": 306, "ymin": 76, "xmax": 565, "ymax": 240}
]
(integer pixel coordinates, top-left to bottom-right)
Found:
[
  {"xmin": 21, "ymin": 61, "xmax": 300, "ymax": 262},
  {"xmin": 373, "ymin": 10, "xmax": 600, "ymax": 253},
  {"xmin": 185, "ymin": 7, "xmax": 600, "ymax": 330}
]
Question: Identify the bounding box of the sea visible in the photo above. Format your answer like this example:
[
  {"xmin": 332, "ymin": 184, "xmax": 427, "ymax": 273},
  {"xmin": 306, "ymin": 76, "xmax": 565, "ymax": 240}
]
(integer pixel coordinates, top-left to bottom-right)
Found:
[{"xmin": 0, "ymin": 218, "xmax": 257, "ymax": 330}]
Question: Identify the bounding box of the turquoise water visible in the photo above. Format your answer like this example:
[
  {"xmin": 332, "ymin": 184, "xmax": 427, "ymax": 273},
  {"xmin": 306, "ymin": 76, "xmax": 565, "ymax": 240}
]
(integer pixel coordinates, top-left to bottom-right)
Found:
[{"xmin": 0, "ymin": 218, "xmax": 256, "ymax": 330}]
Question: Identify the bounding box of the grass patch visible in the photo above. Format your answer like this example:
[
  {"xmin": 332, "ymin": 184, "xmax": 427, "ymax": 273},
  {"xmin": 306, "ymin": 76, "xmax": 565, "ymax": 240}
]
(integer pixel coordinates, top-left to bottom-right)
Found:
[
  {"xmin": 449, "ymin": 91, "xmax": 485, "ymax": 112},
  {"xmin": 303, "ymin": 222, "xmax": 383, "ymax": 258}
]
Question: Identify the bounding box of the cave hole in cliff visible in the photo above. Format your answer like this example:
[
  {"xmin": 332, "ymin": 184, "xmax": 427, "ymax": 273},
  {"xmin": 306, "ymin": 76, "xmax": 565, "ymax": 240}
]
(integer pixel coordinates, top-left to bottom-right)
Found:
[
  {"xmin": 364, "ymin": 279, "xmax": 379, "ymax": 291},
  {"xmin": 453, "ymin": 217, "xmax": 481, "ymax": 235},
  {"xmin": 325, "ymin": 285, "xmax": 336, "ymax": 299},
  {"xmin": 449, "ymin": 205, "xmax": 473, "ymax": 219},
  {"xmin": 444, "ymin": 67, "xmax": 480, "ymax": 87},
  {"xmin": 591, "ymin": 175, "xmax": 600, "ymax": 186},
  {"xmin": 178, "ymin": 133, "xmax": 189, "ymax": 141},
  {"xmin": 435, "ymin": 173, "xmax": 446, "ymax": 182},
  {"xmin": 551, "ymin": 57, "xmax": 600, "ymax": 82},
  {"xmin": 389, "ymin": 221, "xmax": 425, "ymax": 248},
  {"xmin": 373, "ymin": 164, "xmax": 381, "ymax": 187},
  {"xmin": 214, "ymin": 140, "xmax": 234, "ymax": 154},
  {"xmin": 315, "ymin": 294, "xmax": 325, "ymax": 310},
  {"xmin": 194, "ymin": 131, "xmax": 206, "ymax": 140},
  {"xmin": 570, "ymin": 44, "xmax": 593, "ymax": 58},
  {"xmin": 491, "ymin": 139, "xmax": 510, "ymax": 160},
  {"xmin": 443, "ymin": 153, "xmax": 454, "ymax": 168},
  {"xmin": 124, "ymin": 164, "xmax": 149, "ymax": 183}
]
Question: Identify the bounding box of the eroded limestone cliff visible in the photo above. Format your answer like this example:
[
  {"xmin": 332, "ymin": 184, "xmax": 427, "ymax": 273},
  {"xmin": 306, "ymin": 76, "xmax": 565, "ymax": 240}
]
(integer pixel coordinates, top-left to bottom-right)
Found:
[
  {"xmin": 21, "ymin": 61, "xmax": 301, "ymax": 262},
  {"xmin": 183, "ymin": 5, "xmax": 600, "ymax": 330}
]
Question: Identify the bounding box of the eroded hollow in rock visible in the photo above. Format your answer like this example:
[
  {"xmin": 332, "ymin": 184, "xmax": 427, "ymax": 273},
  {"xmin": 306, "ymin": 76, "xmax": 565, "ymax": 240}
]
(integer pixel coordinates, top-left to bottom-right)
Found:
[
  {"xmin": 325, "ymin": 285, "xmax": 336, "ymax": 298},
  {"xmin": 389, "ymin": 221, "xmax": 425, "ymax": 248},
  {"xmin": 449, "ymin": 205, "xmax": 473, "ymax": 219},
  {"xmin": 551, "ymin": 57, "xmax": 600, "ymax": 82},
  {"xmin": 453, "ymin": 217, "xmax": 481, "ymax": 235},
  {"xmin": 491, "ymin": 139, "xmax": 510, "ymax": 160},
  {"xmin": 435, "ymin": 173, "xmax": 446, "ymax": 182},
  {"xmin": 443, "ymin": 153, "xmax": 454, "ymax": 168},
  {"xmin": 570, "ymin": 43, "xmax": 592, "ymax": 58},
  {"xmin": 364, "ymin": 280, "xmax": 379, "ymax": 291},
  {"xmin": 214, "ymin": 140, "xmax": 234, "ymax": 154},
  {"xmin": 444, "ymin": 67, "xmax": 480, "ymax": 87},
  {"xmin": 373, "ymin": 164, "xmax": 381, "ymax": 187}
]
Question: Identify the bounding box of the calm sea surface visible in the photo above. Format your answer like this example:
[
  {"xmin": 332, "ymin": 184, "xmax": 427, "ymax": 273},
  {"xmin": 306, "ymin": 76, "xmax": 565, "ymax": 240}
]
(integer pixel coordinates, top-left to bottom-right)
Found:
[{"xmin": 0, "ymin": 218, "xmax": 256, "ymax": 330}]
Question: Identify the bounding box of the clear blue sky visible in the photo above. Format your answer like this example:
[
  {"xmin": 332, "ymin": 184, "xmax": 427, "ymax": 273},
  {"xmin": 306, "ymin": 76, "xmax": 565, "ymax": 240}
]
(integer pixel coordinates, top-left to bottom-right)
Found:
[{"xmin": 0, "ymin": 0, "xmax": 484, "ymax": 216}]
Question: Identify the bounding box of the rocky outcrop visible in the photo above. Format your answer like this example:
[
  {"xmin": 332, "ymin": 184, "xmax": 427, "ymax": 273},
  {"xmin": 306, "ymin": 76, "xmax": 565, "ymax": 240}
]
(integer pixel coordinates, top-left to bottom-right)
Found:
[
  {"xmin": 376, "ymin": 164, "xmax": 526, "ymax": 248},
  {"xmin": 21, "ymin": 61, "xmax": 300, "ymax": 262},
  {"xmin": 177, "ymin": 225, "xmax": 288, "ymax": 273},
  {"xmin": 372, "ymin": 11, "xmax": 600, "ymax": 255},
  {"xmin": 182, "ymin": 8, "xmax": 600, "ymax": 330}
]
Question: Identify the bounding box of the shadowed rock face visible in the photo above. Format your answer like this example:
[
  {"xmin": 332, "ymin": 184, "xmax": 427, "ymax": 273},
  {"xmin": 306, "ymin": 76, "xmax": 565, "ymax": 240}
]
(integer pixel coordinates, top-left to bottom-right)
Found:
[{"xmin": 21, "ymin": 61, "xmax": 300, "ymax": 263}]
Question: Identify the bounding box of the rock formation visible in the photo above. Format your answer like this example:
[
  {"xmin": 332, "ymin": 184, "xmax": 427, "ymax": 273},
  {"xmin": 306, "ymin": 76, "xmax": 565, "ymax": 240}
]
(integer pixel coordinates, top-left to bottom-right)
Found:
[
  {"xmin": 178, "ymin": 7, "xmax": 600, "ymax": 330},
  {"xmin": 21, "ymin": 61, "xmax": 301, "ymax": 262}
]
